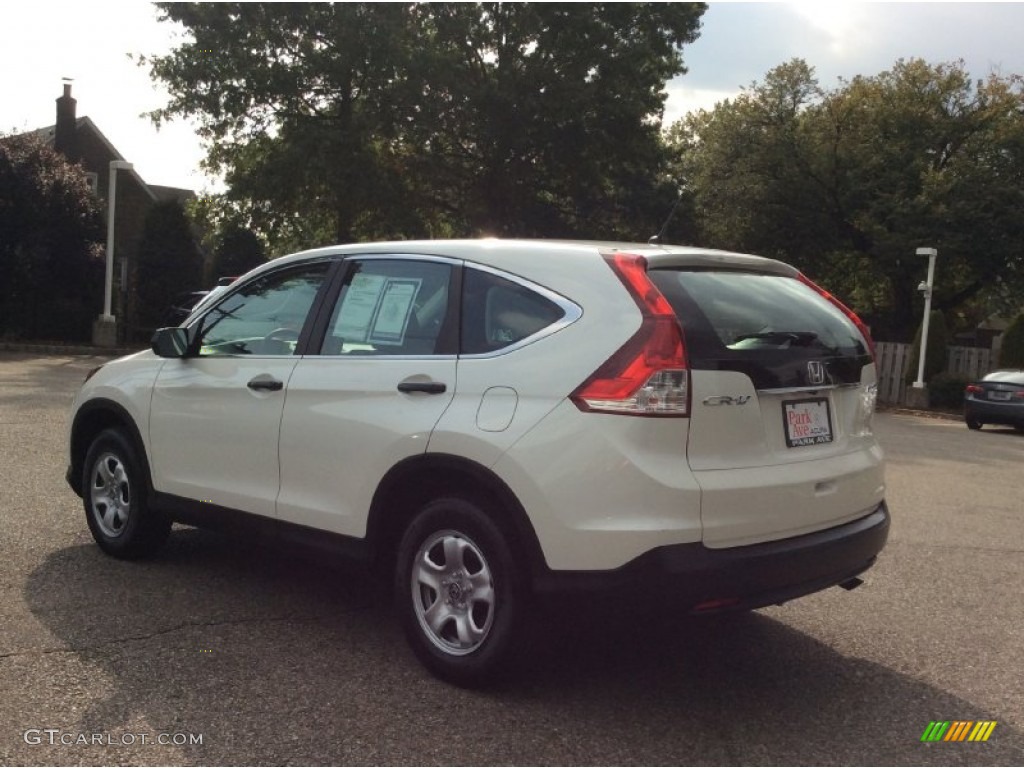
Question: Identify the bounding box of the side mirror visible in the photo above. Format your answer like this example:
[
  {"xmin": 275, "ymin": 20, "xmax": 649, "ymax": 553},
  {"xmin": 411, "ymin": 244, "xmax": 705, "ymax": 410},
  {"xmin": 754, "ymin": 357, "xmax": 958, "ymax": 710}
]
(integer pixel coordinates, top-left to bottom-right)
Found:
[{"xmin": 151, "ymin": 327, "xmax": 190, "ymax": 358}]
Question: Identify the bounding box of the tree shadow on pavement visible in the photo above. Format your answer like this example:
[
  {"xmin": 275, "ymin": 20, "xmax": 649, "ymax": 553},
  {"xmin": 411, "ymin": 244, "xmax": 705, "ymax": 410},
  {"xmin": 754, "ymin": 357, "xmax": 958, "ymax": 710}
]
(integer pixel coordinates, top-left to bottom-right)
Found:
[{"xmin": 16, "ymin": 527, "xmax": 1022, "ymax": 767}]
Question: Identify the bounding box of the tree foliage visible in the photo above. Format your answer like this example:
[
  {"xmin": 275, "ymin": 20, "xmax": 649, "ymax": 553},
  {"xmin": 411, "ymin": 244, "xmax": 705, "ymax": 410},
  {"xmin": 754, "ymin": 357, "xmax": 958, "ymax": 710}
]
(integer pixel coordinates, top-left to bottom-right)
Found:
[
  {"xmin": 133, "ymin": 200, "xmax": 204, "ymax": 331},
  {"xmin": 999, "ymin": 313, "xmax": 1024, "ymax": 368},
  {"xmin": 212, "ymin": 223, "xmax": 266, "ymax": 280},
  {"xmin": 143, "ymin": 2, "xmax": 706, "ymax": 250},
  {"xmin": 186, "ymin": 194, "xmax": 267, "ymax": 282},
  {"xmin": 668, "ymin": 58, "xmax": 1024, "ymax": 339},
  {"xmin": 0, "ymin": 134, "xmax": 104, "ymax": 341}
]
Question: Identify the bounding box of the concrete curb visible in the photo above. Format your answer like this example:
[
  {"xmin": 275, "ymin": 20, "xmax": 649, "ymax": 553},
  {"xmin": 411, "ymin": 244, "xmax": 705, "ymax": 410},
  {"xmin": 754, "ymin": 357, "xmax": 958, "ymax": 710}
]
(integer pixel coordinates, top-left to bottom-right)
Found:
[
  {"xmin": 0, "ymin": 342, "xmax": 142, "ymax": 358},
  {"xmin": 877, "ymin": 404, "xmax": 961, "ymax": 422}
]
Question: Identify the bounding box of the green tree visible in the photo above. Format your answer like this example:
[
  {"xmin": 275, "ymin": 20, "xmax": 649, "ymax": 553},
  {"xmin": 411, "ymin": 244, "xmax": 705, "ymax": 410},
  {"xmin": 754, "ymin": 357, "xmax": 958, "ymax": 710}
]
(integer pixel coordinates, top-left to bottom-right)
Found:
[
  {"xmin": 212, "ymin": 224, "xmax": 266, "ymax": 279},
  {"xmin": 405, "ymin": 3, "xmax": 705, "ymax": 238},
  {"xmin": 669, "ymin": 58, "xmax": 1024, "ymax": 339},
  {"xmin": 132, "ymin": 200, "xmax": 203, "ymax": 332},
  {"xmin": 999, "ymin": 314, "xmax": 1024, "ymax": 368},
  {"xmin": 142, "ymin": 2, "xmax": 706, "ymax": 248},
  {"xmin": 0, "ymin": 133, "xmax": 104, "ymax": 341}
]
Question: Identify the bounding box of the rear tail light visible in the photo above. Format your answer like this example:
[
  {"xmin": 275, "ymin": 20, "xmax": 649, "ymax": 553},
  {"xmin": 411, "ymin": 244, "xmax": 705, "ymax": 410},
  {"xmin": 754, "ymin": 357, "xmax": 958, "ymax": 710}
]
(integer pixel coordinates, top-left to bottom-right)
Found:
[
  {"xmin": 965, "ymin": 384, "xmax": 984, "ymax": 394},
  {"xmin": 570, "ymin": 253, "xmax": 689, "ymax": 417},
  {"xmin": 797, "ymin": 273, "xmax": 876, "ymax": 360},
  {"xmin": 1014, "ymin": 391, "xmax": 1024, "ymax": 400}
]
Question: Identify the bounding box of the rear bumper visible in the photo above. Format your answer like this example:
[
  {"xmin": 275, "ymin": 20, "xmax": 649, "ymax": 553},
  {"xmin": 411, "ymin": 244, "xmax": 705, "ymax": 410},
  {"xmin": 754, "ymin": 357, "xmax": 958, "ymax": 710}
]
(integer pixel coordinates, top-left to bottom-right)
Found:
[
  {"xmin": 534, "ymin": 501, "xmax": 890, "ymax": 611},
  {"xmin": 964, "ymin": 399, "xmax": 1023, "ymax": 426}
]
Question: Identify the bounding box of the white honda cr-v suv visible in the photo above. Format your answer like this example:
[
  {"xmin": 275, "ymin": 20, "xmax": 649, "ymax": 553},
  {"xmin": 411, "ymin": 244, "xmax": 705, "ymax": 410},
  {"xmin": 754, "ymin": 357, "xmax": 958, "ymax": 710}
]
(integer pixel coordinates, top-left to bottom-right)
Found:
[{"xmin": 67, "ymin": 239, "xmax": 888, "ymax": 685}]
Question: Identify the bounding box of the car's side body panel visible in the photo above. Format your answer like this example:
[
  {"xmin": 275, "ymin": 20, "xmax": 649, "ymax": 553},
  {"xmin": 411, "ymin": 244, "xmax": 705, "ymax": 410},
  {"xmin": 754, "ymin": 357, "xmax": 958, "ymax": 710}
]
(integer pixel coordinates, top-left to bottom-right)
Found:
[
  {"xmin": 149, "ymin": 356, "xmax": 300, "ymax": 518},
  {"xmin": 276, "ymin": 356, "xmax": 458, "ymax": 535},
  {"xmin": 429, "ymin": 249, "xmax": 630, "ymax": 465},
  {"xmin": 493, "ymin": 400, "xmax": 703, "ymax": 570},
  {"xmin": 67, "ymin": 351, "xmax": 164, "ymax": 480}
]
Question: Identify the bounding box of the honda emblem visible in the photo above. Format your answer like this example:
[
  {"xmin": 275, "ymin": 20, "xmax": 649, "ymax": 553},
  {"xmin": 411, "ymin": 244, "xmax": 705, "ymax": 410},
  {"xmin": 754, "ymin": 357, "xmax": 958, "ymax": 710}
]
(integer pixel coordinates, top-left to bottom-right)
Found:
[{"xmin": 807, "ymin": 360, "xmax": 826, "ymax": 386}]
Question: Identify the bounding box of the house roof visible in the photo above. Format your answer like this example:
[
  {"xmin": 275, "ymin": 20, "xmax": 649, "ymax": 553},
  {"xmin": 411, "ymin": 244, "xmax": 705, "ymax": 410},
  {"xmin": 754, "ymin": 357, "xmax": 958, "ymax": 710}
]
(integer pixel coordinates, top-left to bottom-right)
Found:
[
  {"xmin": 26, "ymin": 115, "xmax": 171, "ymax": 203},
  {"xmin": 150, "ymin": 185, "xmax": 196, "ymax": 205}
]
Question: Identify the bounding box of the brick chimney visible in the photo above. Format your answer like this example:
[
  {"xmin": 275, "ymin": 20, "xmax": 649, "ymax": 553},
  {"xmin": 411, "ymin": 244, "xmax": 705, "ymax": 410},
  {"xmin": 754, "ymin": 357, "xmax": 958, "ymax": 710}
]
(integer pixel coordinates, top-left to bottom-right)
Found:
[{"xmin": 54, "ymin": 82, "xmax": 78, "ymax": 162}]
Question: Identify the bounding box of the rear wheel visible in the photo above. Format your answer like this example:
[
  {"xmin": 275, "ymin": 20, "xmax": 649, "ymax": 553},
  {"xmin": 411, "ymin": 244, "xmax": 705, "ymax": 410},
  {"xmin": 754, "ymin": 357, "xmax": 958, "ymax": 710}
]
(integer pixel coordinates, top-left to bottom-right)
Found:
[
  {"xmin": 966, "ymin": 417, "xmax": 983, "ymax": 430},
  {"xmin": 395, "ymin": 497, "xmax": 522, "ymax": 687},
  {"xmin": 82, "ymin": 428, "xmax": 170, "ymax": 559}
]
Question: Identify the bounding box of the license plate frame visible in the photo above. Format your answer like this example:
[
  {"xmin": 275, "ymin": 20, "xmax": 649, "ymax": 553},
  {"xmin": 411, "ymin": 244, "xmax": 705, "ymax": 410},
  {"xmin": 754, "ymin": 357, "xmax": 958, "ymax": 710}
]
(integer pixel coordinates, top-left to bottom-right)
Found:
[
  {"xmin": 989, "ymin": 390, "xmax": 1012, "ymax": 401},
  {"xmin": 783, "ymin": 397, "xmax": 834, "ymax": 448}
]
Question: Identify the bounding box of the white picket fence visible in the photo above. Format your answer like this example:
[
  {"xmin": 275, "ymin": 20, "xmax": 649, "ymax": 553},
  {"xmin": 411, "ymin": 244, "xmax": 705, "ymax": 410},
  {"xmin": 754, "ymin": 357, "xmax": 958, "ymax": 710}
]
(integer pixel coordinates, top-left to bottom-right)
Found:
[{"xmin": 875, "ymin": 342, "xmax": 995, "ymax": 404}]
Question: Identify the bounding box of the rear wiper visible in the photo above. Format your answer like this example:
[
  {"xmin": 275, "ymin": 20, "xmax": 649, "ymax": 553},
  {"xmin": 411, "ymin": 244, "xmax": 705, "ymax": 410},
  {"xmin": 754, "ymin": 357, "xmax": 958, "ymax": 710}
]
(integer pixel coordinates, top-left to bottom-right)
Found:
[{"xmin": 733, "ymin": 331, "xmax": 819, "ymax": 345}]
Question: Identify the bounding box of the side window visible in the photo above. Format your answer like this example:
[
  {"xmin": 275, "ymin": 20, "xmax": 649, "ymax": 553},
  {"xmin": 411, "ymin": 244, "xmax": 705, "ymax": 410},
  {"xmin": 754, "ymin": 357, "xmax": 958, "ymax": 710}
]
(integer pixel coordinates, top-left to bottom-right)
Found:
[
  {"xmin": 196, "ymin": 263, "xmax": 329, "ymax": 356},
  {"xmin": 319, "ymin": 259, "xmax": 453, "ymax": 356},
  {"xmin": 461, "ymin": 268, "xmax": 565, "ymax": 354}
]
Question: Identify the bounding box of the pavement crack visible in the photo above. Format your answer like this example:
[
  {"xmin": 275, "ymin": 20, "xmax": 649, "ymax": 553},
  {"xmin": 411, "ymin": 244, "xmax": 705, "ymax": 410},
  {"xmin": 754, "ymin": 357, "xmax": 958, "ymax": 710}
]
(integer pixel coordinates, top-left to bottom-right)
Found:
[
  {"xmin": 895, "ymin": 540, "xmax": 1024, "ymax": 556},
  {"xmin": 0, "ymin": 605, "xmax": 373, "ymax": 660}
]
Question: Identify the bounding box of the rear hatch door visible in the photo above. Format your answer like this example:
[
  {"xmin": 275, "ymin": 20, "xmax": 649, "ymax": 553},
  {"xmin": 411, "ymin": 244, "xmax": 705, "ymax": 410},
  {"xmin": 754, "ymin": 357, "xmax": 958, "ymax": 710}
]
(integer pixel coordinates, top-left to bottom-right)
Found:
[{"xmin": 648, "ymin": 266, "xmax": 882, "ymax": 547}]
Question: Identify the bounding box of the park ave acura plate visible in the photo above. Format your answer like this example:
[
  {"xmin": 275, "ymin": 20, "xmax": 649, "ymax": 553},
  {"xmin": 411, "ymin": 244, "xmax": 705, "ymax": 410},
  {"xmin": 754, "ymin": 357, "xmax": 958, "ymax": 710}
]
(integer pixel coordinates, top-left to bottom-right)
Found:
[{"xmin": 783, "ymin": 397, "xmax": 834, "ymax": 447}]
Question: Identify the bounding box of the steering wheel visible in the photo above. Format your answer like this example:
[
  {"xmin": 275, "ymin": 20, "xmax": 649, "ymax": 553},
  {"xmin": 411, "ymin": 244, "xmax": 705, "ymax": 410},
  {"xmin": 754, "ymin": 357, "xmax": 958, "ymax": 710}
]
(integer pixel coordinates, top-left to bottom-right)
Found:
[{"xmin": 262, "ymin": 327, "xmax": 300, "ymax": 353}]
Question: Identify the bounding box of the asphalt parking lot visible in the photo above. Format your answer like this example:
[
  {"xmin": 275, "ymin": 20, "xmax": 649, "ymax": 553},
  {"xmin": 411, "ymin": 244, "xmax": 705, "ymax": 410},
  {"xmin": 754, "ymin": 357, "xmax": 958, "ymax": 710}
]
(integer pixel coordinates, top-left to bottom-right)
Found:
[{"xmin": 0, "ymin": 352, "xmax": 1021, "ymax": 766}]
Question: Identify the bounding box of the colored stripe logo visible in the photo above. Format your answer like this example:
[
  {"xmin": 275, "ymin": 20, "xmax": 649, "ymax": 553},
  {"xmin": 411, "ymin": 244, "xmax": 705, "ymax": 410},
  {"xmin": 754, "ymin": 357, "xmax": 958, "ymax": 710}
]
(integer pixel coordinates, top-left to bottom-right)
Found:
[{"xmin": 921, "ymin": 721, "xmax": 997, "ymax": 742}]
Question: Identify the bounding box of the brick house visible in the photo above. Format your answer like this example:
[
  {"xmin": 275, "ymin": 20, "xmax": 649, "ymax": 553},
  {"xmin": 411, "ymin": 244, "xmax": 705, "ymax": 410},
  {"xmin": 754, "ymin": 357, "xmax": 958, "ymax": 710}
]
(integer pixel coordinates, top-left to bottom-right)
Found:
[{"xmin": 27, "ymin": 83, "xmax": 195, "ymax": 343}]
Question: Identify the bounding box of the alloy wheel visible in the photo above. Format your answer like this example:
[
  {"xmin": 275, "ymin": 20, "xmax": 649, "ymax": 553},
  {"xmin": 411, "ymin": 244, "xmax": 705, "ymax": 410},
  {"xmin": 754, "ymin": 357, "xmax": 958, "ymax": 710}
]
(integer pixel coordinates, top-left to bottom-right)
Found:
[
  {"xmin": 89, "ymin": 452, "xmax": 131, "ymax": 538},
  {"xmin": 411, "ymin": 529, "xmax": 496, "ymax": 656}
]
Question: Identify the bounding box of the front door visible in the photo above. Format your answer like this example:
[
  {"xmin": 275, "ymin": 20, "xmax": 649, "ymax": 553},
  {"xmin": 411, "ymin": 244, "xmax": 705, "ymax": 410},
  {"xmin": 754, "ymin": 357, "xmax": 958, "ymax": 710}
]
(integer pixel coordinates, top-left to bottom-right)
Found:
[{"xmin": 148, "ymin": 262, "xmax": 331, "ymax": 517}]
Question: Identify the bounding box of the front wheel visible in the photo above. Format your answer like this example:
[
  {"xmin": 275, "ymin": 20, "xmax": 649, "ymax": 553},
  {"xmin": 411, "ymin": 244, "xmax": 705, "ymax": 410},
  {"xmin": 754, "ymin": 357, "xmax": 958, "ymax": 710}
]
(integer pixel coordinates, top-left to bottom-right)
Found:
[
  {"xmin": 395, "ymin": 498, "xmax": 523, "ymax": 687},
  {"xmin": 82, "ymin": 428, "xmax": 170, "ymax": 559}
]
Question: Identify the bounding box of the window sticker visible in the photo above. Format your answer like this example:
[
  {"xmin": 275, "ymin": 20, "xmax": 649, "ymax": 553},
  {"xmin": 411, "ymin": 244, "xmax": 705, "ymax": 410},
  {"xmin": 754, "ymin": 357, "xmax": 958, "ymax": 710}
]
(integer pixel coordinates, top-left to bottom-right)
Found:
[
  {"xmin": 333, "ymin": 273, "xmax": 387, "ymax": 343},
  {"xmin": 368, "ymin": 278, "xmax": 421, "ymax": 346},
  {"xmin": 331, "ymin": 273, "xmax": 423, "ymax": 347}
]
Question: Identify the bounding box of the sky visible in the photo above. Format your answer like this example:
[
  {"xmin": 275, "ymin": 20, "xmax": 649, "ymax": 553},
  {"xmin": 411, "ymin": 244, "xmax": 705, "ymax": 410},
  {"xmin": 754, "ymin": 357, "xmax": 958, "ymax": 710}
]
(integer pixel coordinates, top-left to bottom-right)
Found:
[{"xmin": 2, "ymin": 2, "xmax": 1023, "ymax": 193}]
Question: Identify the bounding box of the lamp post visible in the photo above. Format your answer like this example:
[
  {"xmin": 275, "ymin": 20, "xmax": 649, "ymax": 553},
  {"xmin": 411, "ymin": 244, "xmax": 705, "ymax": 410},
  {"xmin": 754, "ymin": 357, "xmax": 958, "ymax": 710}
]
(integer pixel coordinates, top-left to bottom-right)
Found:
[
  {"xmin": 103, "ymin": 160, "xmax": 133, "ymax": 318},
  {"xmin": 912, "ymin": 247, "xmax": 938, "ymax": 389},
  {"xmin": 93, "ymin": 160, "xmax": 132, "ymax": 346}
]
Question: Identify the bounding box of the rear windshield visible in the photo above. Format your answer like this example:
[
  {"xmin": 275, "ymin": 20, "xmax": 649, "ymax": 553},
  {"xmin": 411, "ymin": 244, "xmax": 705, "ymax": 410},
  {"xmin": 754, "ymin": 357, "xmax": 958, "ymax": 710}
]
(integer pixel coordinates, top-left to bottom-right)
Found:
[{"xmin": 648, "ymin": 270, "xmax": 870, "ymax": 388}]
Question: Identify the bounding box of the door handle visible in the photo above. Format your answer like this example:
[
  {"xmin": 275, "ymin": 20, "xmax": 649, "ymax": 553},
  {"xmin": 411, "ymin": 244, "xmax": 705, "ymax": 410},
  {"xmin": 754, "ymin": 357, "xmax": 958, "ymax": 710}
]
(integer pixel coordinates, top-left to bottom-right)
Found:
[
  {"xmin": 247, "ymin": 377, "xmax": 284, "ymax": 392},
  {"xmin": 397, "ymin": 381, "xmax": 447, "ymax": 395}
]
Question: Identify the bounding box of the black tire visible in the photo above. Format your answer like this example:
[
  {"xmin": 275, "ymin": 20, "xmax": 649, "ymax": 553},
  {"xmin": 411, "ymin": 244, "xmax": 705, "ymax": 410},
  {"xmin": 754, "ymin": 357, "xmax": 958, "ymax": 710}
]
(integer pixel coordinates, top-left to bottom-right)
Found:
[
  {"xmin": 82, "ymin": 428, "xmax": 170, "ymax": 559},
  {"xmin": 966, "ymin": 417, "xmax": 983, "ymax": 430},
  {"xmin": 394, "ymin": 497, "xmax": 523, "ymax": 687}
]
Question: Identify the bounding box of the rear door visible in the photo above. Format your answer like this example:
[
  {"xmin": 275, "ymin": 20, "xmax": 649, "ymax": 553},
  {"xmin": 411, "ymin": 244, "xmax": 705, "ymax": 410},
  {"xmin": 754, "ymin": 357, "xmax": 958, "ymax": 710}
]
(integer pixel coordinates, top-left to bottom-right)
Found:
[
  {"xmin": 648, "ymin": 268, "xmax": 884, "ymax": 547},
  {"xmin": 275, "ymin": 256, "xmax": 459, "ymax": 536}
]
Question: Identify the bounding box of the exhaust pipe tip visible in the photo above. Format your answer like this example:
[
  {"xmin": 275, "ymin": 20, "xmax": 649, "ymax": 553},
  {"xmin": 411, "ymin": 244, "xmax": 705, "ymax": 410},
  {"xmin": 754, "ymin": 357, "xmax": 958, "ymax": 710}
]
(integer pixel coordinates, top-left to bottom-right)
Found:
[{"xmin": 838, "ymin": 577, "xmax": 864, "ymax": 591}]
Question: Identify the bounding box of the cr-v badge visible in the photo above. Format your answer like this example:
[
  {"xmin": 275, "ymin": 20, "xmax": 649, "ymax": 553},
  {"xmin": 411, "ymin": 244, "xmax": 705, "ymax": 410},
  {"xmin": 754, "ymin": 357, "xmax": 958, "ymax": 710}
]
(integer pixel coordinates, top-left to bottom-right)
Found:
[{"xmin": 703, "ymin": 395, "xmax": 752, "ymax": 406}]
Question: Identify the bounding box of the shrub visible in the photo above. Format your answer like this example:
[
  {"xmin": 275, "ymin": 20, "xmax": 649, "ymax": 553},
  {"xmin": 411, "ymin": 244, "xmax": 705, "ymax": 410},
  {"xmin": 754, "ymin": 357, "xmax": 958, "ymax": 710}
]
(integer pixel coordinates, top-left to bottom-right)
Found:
[
  {"xmin": 999, "ymin": 314, "xmax": 1024, "ymax": 368},
  {"xmin": 927, "ymin": 372, "xmax": 972, "ymax": 409}
]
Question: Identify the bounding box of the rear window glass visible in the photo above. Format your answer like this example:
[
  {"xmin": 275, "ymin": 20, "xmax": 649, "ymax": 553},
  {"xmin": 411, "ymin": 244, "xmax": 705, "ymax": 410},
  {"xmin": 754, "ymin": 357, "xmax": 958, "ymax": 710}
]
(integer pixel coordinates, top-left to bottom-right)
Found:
[
  {"xmin": 648, "ymin": 270, "xmax": 869, "ymax": 388},
  {"xmin": 461, "ymin": 269, "xmax": 565, "ymax": 354}
]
